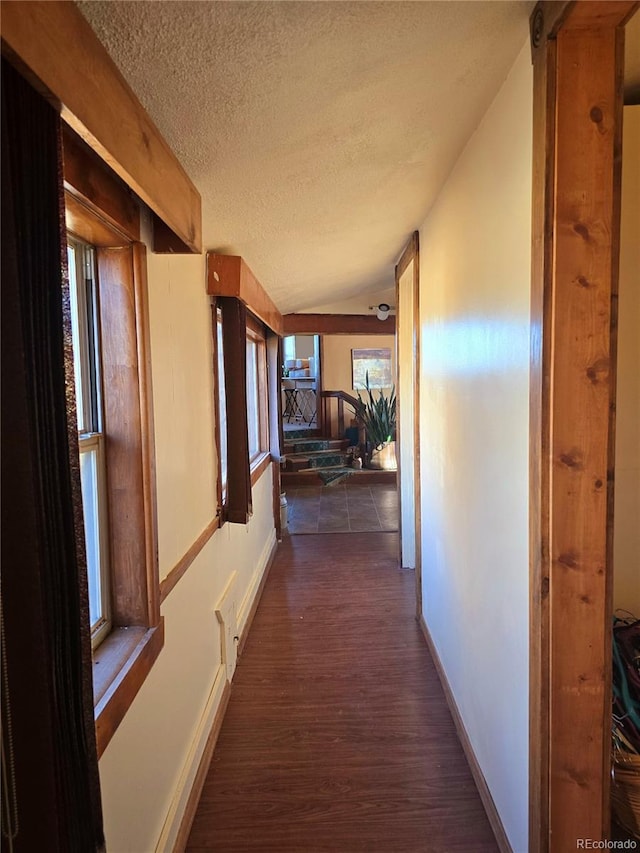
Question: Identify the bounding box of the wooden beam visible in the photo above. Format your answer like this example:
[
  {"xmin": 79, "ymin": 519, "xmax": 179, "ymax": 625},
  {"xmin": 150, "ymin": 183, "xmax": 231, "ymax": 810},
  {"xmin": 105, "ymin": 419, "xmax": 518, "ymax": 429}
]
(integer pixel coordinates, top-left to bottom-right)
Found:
[
  {"xmin": 529, "ymin": 8, "xmax": 565, "ymax": 852},
  {"xmin": 548, "ymin": 21, "xmax": 623, "ymax": 848},
  {"xmin": 1, "ymin": 0, "xmax": 202, "ymax": 253},
  {"xmin": 207, "ymin": 254, "xmax": 283, "ymax": 335},
  {"xmin": 530, "ymin": 2, "xmax": 634, "ymax": 849},
  {"xmin": 283, "ymin": 313, "xmax": 396, "ymax": 335},
  {"xmin": 63, "ymin": 126, "xmax": 140, "ymax": 243}
]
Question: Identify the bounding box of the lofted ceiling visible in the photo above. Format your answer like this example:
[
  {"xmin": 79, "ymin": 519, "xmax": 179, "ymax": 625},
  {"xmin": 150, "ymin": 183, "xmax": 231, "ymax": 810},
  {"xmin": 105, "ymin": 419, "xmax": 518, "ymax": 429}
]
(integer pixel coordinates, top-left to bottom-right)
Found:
[{"xmin": 78, "ymin": 1, "xmax": 534, "ymax": 312}]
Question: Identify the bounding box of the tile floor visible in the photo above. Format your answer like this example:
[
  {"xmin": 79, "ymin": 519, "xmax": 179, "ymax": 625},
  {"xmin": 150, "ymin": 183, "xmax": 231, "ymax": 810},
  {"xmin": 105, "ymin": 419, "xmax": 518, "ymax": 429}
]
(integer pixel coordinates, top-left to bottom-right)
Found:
[{"xmin": 284, "ymin": 482, "xmax": 398, "ymax": 534}]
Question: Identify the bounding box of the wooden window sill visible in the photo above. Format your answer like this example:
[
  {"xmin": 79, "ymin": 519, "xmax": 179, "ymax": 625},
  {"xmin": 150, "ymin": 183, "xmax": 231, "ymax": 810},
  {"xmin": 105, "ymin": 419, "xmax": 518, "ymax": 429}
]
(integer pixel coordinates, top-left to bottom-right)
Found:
[
  {"xmin": 250, "ymin": 452, "xmax": 271, "ymax": 485},
  {"xmin": 93, "ymin": 619, "xmax": 164, "ymax": 758}
]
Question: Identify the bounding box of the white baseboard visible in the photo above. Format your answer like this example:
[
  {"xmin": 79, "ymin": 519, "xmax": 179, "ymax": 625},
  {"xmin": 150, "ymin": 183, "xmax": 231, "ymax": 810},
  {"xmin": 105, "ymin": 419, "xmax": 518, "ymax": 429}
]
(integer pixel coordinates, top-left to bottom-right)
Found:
[
  {"xmin": 236, "ymin": 530, "xmax": 277, "ymax": 634},
  {"xmin": 155, "ymin": 663, "xmax": 228, "ymax": 853},
  {"xmin": 418, "ymin": 615, "xmax": 513, "ymax": 853}
]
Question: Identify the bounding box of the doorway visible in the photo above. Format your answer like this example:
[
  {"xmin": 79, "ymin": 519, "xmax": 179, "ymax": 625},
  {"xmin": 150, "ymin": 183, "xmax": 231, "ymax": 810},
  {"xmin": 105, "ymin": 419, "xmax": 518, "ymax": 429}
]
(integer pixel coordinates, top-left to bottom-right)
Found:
[{"xmin": 282, "ymin": 334, "xmax": 320, "ymax": 432}]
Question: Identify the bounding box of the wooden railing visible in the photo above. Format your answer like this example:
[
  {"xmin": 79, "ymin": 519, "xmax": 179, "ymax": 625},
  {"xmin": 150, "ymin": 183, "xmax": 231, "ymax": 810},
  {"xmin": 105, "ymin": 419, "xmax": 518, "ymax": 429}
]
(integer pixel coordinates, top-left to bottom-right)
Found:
[{"xmin": 320, "ymin": 390, "xmax": 365, "ymax": 441}]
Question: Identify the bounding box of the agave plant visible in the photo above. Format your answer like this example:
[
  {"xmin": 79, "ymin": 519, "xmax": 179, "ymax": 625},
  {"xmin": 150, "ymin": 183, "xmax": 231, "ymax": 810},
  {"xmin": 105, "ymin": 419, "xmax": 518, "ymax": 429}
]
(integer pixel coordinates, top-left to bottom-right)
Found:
[{"xmin": 356, "ymin": 373, "xmax": 396, "ymax": 450}]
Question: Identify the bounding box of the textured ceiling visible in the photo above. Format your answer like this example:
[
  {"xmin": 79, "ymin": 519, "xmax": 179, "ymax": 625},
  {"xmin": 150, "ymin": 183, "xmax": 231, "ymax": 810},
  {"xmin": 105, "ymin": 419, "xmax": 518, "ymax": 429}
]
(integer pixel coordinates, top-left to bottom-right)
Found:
[{"xmin": 77, "ymin": 1, "xmax": 535, "ymax": 312}]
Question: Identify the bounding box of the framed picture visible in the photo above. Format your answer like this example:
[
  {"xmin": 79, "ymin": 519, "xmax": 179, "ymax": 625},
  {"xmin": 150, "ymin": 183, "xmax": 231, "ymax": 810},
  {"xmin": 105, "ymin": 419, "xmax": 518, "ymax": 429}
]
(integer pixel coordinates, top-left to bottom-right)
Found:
[{"xmin": 351, "ymin": 348, "xmax": 392, "ymax": 390}]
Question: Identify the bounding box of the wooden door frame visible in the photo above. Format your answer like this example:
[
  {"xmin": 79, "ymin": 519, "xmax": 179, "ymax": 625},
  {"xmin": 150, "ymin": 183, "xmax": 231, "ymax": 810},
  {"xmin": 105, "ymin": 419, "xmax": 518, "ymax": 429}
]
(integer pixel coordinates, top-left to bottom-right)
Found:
[
  {"xmin": 529, "ymin": 2, "xmax": 638, "ymax": 850},
  {"xmin": 395, "ymin": 232, "xmax": 422, "ymax": 616}
]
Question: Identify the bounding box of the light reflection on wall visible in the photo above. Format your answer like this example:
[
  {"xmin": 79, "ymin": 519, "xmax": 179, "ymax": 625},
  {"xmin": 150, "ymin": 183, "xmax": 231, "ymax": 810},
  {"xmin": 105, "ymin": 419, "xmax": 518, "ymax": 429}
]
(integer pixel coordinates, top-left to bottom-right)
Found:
[{"xmin": 421, "ymin": 315, "xmax": 530, "ymax": 378}]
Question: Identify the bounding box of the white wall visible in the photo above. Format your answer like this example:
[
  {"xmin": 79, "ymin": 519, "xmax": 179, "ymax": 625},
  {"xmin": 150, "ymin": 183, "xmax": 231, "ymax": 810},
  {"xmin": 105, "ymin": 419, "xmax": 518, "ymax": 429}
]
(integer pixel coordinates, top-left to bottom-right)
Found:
[
  {"xmin": 98, "ymin": 250, "xmax": 276, "ymax": 852},
  {"xmin": 417, "ymin": 42, "xmax": 532, "ymax": 853},
  {"xmin": 613, "ymin": 105, "xmax": 640, "ymax": 617}
]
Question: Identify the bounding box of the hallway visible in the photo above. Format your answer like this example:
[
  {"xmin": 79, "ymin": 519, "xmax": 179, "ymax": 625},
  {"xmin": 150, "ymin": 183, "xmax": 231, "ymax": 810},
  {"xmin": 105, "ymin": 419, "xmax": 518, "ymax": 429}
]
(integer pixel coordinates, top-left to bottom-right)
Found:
[{"xmin": 186, "ymin": 533, "xmax": 498, "ymax": 852}]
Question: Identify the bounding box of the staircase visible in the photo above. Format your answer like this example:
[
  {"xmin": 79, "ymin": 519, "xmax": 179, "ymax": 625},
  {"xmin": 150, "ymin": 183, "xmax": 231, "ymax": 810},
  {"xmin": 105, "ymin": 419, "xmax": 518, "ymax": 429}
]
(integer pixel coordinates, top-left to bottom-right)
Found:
[{"xmin": 281, "ymin": 428, "xmax": 395, "ymax": 486}]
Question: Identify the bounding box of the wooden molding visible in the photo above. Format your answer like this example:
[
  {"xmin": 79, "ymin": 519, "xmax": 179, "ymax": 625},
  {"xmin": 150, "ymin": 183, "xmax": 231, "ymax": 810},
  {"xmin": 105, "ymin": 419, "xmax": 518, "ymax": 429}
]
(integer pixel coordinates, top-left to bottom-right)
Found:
[
  {"xmin": 207, "ymin": 254, "xmax": 283, "ymax": 335},
  {"xmin": 94, "ymin": 620, "xmax": 165, "ymax": 758},
  {"xmin": 159, "ymin": 517, "xmax": 220, "ymax": 604},
  {"xmin": 419, "ymin": 616, "xmax": 513, "ymax": 853},
  {"xmin": 173, "ymin": 680, "xmax": 232, "ymax": 853},
  {"xmin": 395, "ymin": 230, "xmax": 419, "ymax": 280},
  {"xmin": 1, "ymin": 0, "xmax": 201, "ymax": 253},
  {"xmin": 63, "ymin": 125, "xmax": 140, "ymax": 243},
  {"xmin": 283, "ymin": 313, "xmax": 396, "ymax": 335},
  {"xmin": 250, "ymin": 454, "xmax": 272, "ymax": 488}
]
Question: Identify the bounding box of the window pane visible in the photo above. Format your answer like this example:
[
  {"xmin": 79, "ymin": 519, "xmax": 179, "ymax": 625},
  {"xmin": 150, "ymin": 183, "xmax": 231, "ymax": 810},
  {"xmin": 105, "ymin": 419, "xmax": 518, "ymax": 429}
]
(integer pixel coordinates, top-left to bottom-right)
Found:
[
  {"xmin": 246, "ymin": 340, "xmax": 260, "ymax": 459},
  {"xmin": 217, "ymin": 316, "xmax": 228, "ymax": 495},
  {"xmin": 80, "ymin": 446, "xmax": 105, "ymax": 630},
  {"xmin": 67, "ymin": 243, "xmax": 86, "ymax": 432}
]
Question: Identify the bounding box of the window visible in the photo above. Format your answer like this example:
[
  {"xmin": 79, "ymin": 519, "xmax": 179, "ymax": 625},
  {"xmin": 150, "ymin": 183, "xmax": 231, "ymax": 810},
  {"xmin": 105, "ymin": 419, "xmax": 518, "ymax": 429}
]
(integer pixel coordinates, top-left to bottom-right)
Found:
[
  {"xmin": 215, "ymin": 306, "xmax": 228, "ymax": 501},
  {"xmin": 63, "ymin": 125, "xmax": 163, "ymax": 758},
  {"xmin": 67, "ymin": 237, "xmax": 110, "ymax": 648},
  {"xmin": 246, "ymin": 318, "xmax": 269, "ymax": 469}
]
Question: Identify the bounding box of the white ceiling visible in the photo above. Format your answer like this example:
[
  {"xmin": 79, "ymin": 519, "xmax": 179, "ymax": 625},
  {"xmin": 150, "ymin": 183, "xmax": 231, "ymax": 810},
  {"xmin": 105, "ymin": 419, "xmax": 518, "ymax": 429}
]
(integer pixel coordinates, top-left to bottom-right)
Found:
[{"xmin": 77, "ymin": 1, "xmax": 534, "ymax": 312}]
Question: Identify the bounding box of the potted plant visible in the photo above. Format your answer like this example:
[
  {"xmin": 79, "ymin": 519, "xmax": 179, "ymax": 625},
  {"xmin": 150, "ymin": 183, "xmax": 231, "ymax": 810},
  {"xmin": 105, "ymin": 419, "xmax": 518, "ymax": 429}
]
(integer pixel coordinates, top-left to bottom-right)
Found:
[{"xmin": 356, "ymin": 374, "xmax": 397, "ymax": 470}]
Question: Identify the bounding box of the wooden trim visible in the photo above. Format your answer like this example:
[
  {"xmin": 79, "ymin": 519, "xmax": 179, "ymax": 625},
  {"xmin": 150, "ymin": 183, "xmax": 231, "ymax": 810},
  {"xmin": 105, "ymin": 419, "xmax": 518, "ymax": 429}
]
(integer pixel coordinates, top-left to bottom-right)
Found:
[
  {"xmin": 419, "ymin": 616, "xmax": 512, "ymax": 853},
  {"xmin": 172, "ymin": 680, "xmax": 232, "ymax": 853},
  {"xmin": 159, "ymin": 517, "xmax": 220, "ymax": 604},
  {"xmin": 94, "ymin": 619, "xmax": 164, "ymax": 758},
  {"xmin": 132, "ymin": 242, "xmax": 160, "ymax": 626},
  {"xmin": 65, "ymin": 192, "xmax": 130, "ymax": 249},
  {"xmin": 1, "ymin": 0, "xmax": 201, "ymax": 253},
  {"xmin": 63, "ymin": 125, "xmax": 140, "ymax": 243},
  {"xmin": 412, "ymin": 236, "xmax": 422, "ymax": 619},
  {"xmin": 529, "ymin": 3, "xmax": 634, "ymax": 849},
  {"xmin": 396, "ymin": 231, "xmax": 419, "ymax": 280},
  {"xmin": 394, "ymin": 232, "xmax": 422, "ymax": 616},
  {"xmin": 283, "ymin": 313, "xmax": 396, "ymax": 335},
  {"xmin": 250, "ymin": 453, "xmax": 272, "ymax": 486},
  {"xmin": 237, "ymin": 538, "xmax": 278, "ymax": 657},
  {"xmin": 207, "ymin": 254, "xmax": 283, "ymax": 335},
  {"xmin": 529, "ymin": 11, "xmax": 558, "ymax": 849},
  {"xmin": 220, "ymin": 298, "xmax": 253, "ymax": 524}
]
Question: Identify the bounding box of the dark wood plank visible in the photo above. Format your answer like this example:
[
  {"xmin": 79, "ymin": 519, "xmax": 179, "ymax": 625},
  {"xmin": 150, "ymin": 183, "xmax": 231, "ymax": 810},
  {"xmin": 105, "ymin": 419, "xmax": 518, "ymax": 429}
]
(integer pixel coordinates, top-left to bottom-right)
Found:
[
  {"xmin": 207, "ymin": 254, "xmax": 283, "ymax": 336},
  {"xmin": 283, "ymin": 313, "xmax": 396, "ymax": 335},
  {"xmin": 186, "ymin": 533, "xmax": 499, "ymax": 852},
  {"xmin": 63, "ymin": 125, "xmax": 140, "ymax": 243}
]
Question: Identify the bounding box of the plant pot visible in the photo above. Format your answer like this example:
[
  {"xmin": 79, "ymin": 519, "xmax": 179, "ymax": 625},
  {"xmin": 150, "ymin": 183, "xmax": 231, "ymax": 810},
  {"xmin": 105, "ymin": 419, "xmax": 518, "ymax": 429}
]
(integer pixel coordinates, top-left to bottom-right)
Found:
[{"xmin": 367, "ymin": 440, "xmax": 397, "ymax": 470}]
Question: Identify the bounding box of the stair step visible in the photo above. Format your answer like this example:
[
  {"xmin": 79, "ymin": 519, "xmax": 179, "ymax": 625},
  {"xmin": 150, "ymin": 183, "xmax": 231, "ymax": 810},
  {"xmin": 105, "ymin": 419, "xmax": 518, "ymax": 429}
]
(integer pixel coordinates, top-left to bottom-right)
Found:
[
  {"xmin": 282, "ymin": 468, "xmax": 396, "ymax": 487},
  {"xmin": 284, "ymin": 438, "xmax": 350, "ymax": 454},
  {"xmin": 284, "ymin": 450, "xmax": 351, "ymax": 472},
  {"xmin": 283, "ymin": 428, "xmax": 321, "ymax": 440}
]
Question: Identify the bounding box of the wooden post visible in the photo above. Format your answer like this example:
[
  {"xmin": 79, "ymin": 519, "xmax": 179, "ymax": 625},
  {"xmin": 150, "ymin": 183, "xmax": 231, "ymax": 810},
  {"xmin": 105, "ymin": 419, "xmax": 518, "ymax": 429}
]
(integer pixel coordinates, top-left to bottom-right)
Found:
[{"xmin": 529, "ymin": 2, "xmax": 636, "ymax": 849}]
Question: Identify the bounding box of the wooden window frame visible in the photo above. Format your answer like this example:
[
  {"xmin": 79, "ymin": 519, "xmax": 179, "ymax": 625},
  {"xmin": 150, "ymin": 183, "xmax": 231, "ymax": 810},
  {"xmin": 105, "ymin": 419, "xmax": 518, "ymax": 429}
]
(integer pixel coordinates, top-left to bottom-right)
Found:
[
  {"xmin": 246, "ymin": 314, "xmax": 270, "ymax": 481},
  {"xmin": 213, "ymin": 300, "xmax": 272, "ymax": 526},
  {"xmin": 206, "ymin": 254, "xmax": 283, "ymax": 537},
  {"xmin": 63, "ymin": 129, "xmax": 163, "ymax": 758}
]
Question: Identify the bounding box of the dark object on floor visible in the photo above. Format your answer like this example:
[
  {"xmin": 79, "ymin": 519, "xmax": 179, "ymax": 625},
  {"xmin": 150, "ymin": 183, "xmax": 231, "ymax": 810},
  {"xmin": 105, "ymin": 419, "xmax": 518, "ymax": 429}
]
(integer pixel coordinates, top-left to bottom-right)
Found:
[
  {"xmin": 318, "ymin": 468, "xmax": 354, "ymax": 486},
  {"xmin": 612, "ymin": 616, "xmax": 640, "ymax": 839}
]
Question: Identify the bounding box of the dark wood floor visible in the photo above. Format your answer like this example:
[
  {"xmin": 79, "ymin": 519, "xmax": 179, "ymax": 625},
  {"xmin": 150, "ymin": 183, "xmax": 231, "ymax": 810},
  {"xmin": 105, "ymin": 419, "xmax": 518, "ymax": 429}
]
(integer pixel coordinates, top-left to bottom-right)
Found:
[{"xmin": 186, "ymin": 533, "xmax": 499, "ymax": 852}]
